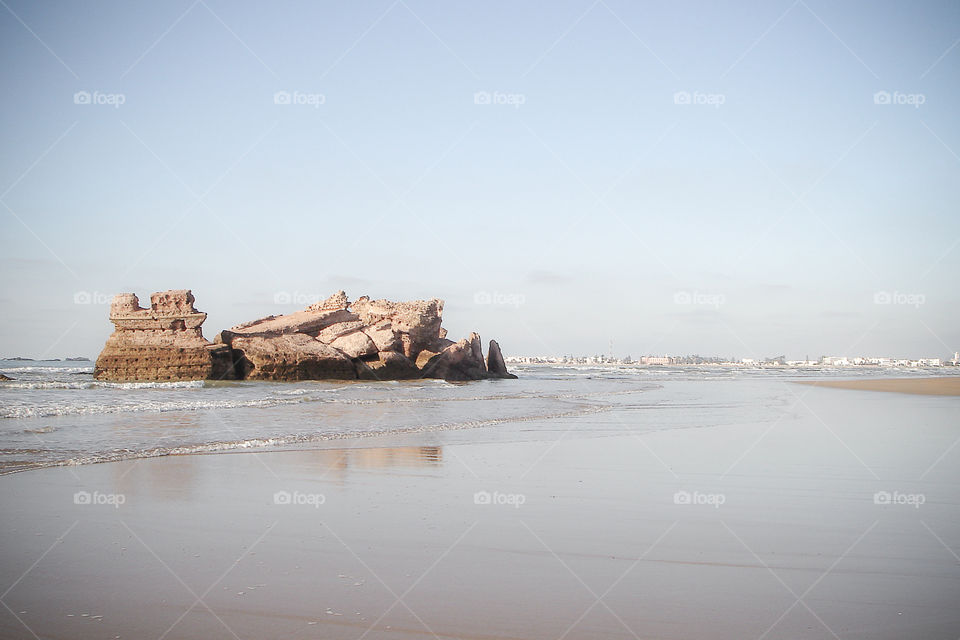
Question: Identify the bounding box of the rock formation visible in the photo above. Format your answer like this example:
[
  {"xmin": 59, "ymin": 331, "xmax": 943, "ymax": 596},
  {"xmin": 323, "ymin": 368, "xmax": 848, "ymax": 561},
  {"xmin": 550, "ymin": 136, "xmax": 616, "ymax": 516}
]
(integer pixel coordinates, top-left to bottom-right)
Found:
[
  {"xmin": 94, "ymin": 289, "xmax": 516, "ymax": 382},
  {"xmin": 486, "ymin": 340, "xmax": 516, "ymax": 378},
  {"xmin": 93, "ymin": 290, "xmax": 234, "ymax": 382}
]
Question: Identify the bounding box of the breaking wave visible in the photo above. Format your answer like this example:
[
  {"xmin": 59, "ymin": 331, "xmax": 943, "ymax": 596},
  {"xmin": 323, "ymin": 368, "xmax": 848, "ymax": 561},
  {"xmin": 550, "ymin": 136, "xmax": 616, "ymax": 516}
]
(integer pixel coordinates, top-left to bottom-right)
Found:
[{"xmin": 0, "ymin": 366, "xmax": 93, "ymax": 374}]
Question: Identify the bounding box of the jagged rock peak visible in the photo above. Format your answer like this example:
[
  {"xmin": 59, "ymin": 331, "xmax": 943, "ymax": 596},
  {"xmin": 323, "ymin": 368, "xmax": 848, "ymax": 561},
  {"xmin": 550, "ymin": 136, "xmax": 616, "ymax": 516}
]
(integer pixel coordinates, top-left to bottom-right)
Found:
[{"xmin": 307, "ymin": 290, "xmax": 350, "ymax": 313}]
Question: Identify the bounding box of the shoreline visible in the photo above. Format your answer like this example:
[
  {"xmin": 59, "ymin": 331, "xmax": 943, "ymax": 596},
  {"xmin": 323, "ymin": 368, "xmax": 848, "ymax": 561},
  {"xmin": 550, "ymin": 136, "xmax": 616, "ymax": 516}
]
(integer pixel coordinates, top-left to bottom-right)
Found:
[{"xmin": 794, "ymin": 376, "xmax": 960, "ymax": 396}]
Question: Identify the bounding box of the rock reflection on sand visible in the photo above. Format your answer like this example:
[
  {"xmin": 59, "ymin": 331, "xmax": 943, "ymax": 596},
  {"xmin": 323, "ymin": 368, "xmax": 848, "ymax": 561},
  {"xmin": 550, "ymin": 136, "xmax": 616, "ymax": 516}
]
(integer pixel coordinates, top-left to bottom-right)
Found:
[
  {"xmin": 111, "ymin": 445, "xmax": 443, "ymax": 500},
  {"xmin": 301, "ymin": 445, "xmax": 444, "ymax": 480}
]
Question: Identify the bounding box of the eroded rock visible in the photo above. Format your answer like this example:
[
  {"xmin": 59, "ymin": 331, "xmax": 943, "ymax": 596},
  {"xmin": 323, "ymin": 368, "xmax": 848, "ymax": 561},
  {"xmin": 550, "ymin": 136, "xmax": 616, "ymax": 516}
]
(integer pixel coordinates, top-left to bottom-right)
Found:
[
  {"xmin": 329, "ymin": 330, "xmax": 378, "ymax": 359},
  {"xmin": 487, "ymin": 340, "xmax": 518, "ymax": 379},
  {"xmin": 356, "ymin": 351, "xmax": 421, "ymax": 380},
  {"xmin": 419, "ymin": 333, "xmax": 489, "ymax": 381},
  {"xmin": 231, "ymin": 334, "xmax": 356, "ymax": 380},
  {"xmin": 93, "ymin": 290, "xmax": 234, "ymax": 382},
  {"xmin": 352, "ymin": 297, "xmax": 443, "ymax": 360},
  {"xmin": 94, "ymin": 290, "xmax": 516, "ymax": 382}
]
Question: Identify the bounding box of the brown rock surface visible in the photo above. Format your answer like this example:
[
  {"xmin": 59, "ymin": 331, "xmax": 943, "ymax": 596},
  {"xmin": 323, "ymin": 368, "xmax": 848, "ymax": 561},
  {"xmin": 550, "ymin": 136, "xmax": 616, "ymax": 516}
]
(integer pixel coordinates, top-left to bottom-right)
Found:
[
  {"xmin": 356, "ymin": 351, "xmax": 421, "ymax": 380},
  {"xmin": 363, "ymin": 320, "xmax": 400, "ymax": 353},
  {"xmin": 231, "ymin": 334, "xmax": 356, "ymax": 380},
  {"xmin": 486, "ymin": 340, "xmax": 518, "ymax": 379},
  {"xmin": 419, "ymin": 333, "xmax": 489, "ymax": 381},
  {"xmin": 352, "ymin": 297, "xmax": 443, "ymax": 360},
  {"xmin": 220, "ymin": 309, "xmax": 357, "ymax": 342},
  {"xmin": 317, "ymin": 320, "xmax": 365, "ymax": 344},
  {"xmin": 94, "ymin": 289, "xmax": 516, "ymax": 382},
  {"xmin": 329, "ymin": 330, "xmax": 378, "ymax": 359},
  {"xmin": 94, "ymin": 290, "xmax": 234, "ymax": 382},
  {"xmin": 307, "ymin": 290, "xmax": 350, "ymax": 313}
]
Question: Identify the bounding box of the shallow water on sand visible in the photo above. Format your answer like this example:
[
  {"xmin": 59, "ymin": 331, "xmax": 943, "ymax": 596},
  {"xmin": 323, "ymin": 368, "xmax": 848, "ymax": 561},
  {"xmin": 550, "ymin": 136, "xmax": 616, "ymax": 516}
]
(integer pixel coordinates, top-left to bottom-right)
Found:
[{"xmin": 0, "ymin": 360, "xmax": 956, "ymax": 473}]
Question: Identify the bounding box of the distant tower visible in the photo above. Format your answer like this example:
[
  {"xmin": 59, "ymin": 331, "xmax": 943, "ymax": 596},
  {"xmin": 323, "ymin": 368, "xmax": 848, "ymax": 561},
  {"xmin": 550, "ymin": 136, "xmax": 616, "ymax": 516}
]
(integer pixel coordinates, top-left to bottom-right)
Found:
[{"xmin": 609, "ymin": 338, "xmax": 614, "ymax": 362}]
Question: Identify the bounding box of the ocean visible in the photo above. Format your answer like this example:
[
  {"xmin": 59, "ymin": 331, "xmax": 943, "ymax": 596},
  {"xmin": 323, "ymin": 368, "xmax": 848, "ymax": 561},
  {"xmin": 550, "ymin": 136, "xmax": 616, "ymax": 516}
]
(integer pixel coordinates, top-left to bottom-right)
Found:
[{"xmin": 2, "ymin": 359, "xmax": 956, "ymax": 474}]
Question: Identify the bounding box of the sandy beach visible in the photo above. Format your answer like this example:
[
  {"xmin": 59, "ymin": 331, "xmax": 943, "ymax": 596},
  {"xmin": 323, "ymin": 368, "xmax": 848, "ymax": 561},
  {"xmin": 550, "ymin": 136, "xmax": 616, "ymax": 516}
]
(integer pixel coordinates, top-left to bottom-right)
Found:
[
  {"xmin": 1, "ymin": 377, "xmax": 958, "ymax": 639},
  {"xmin": 795, "ymin": 376, "xmax": 960, "ymax": 396}
]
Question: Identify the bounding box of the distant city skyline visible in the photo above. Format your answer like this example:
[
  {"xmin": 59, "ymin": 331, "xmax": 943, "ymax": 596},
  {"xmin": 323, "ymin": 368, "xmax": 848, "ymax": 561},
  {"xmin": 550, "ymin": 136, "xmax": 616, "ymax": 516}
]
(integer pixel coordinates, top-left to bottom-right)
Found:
[
  {"xmin": 1, "ymin": 1, "xmax": 958, "ymax": 360},
  {"xmin": 505, "ymin": 353, "xmax": 957, "ymax": 367}
]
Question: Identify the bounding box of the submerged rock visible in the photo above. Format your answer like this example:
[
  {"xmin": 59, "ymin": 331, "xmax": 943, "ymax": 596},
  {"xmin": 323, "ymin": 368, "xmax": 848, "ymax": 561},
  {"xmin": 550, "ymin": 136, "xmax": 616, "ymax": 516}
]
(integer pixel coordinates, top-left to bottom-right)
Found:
[{"xmin": 94, "ymin": 290, "xmax": 516, "ymax": 382}]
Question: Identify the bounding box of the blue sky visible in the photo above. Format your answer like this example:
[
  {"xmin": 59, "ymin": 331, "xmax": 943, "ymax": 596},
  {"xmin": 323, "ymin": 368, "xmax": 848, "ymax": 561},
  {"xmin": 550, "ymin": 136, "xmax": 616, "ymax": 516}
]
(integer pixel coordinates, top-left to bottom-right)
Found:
[{"xmin": 1, "ymin": 0, "xmax": 958, "ymax": 360}]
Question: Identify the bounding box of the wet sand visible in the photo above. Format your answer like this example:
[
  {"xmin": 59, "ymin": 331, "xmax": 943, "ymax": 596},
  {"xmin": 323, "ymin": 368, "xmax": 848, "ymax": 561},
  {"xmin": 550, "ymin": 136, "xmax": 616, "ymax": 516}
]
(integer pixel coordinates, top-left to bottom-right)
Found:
[
  {"xmin": 796, "ymin": 376, "xmax": 960, "ymax": 396},
  {"xmin": 1, "ymin": 380, "xmax": 958, "ymax": 639}
]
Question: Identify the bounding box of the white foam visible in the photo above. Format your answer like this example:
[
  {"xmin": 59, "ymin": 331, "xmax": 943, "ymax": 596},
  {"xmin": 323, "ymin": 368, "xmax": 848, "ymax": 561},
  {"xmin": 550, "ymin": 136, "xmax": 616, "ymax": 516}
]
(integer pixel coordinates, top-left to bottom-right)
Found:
[
  {"xmin": 4, "ymin": 381, "xmax": 96, "ymax": 390},
  {"xmin": 0, "ymin": 366, "xmax": 93, "ymax": 374},
  {"xmin": 0, "ymin": 393, "xmax": 323, "ymax": 419},
  {"xmin": 18, "ymin": 402, "xmax": 615, "ymax": 473},
  {"xmin": 2, "ymin": 379, "xmax": 207, "ymax": 391},
  {"xmin": 95, "ymin": 380, "xmax": 206, "ymax": 390}
]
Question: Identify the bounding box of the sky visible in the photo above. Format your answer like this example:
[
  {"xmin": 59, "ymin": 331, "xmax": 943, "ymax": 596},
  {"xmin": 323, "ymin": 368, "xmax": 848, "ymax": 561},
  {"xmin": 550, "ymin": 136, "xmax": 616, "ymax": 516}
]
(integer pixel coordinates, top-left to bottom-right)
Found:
[{"xmin": 1, "ymin": 0, "xmax": 958, "ymax": 361}]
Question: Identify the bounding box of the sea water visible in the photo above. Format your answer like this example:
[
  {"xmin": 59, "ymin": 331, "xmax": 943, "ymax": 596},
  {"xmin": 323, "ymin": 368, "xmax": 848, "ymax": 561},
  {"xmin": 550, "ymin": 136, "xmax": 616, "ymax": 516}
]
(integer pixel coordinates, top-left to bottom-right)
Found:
[{"xmin": 0, "ymin": 359, "xmax": 955, "ymax": 473}]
